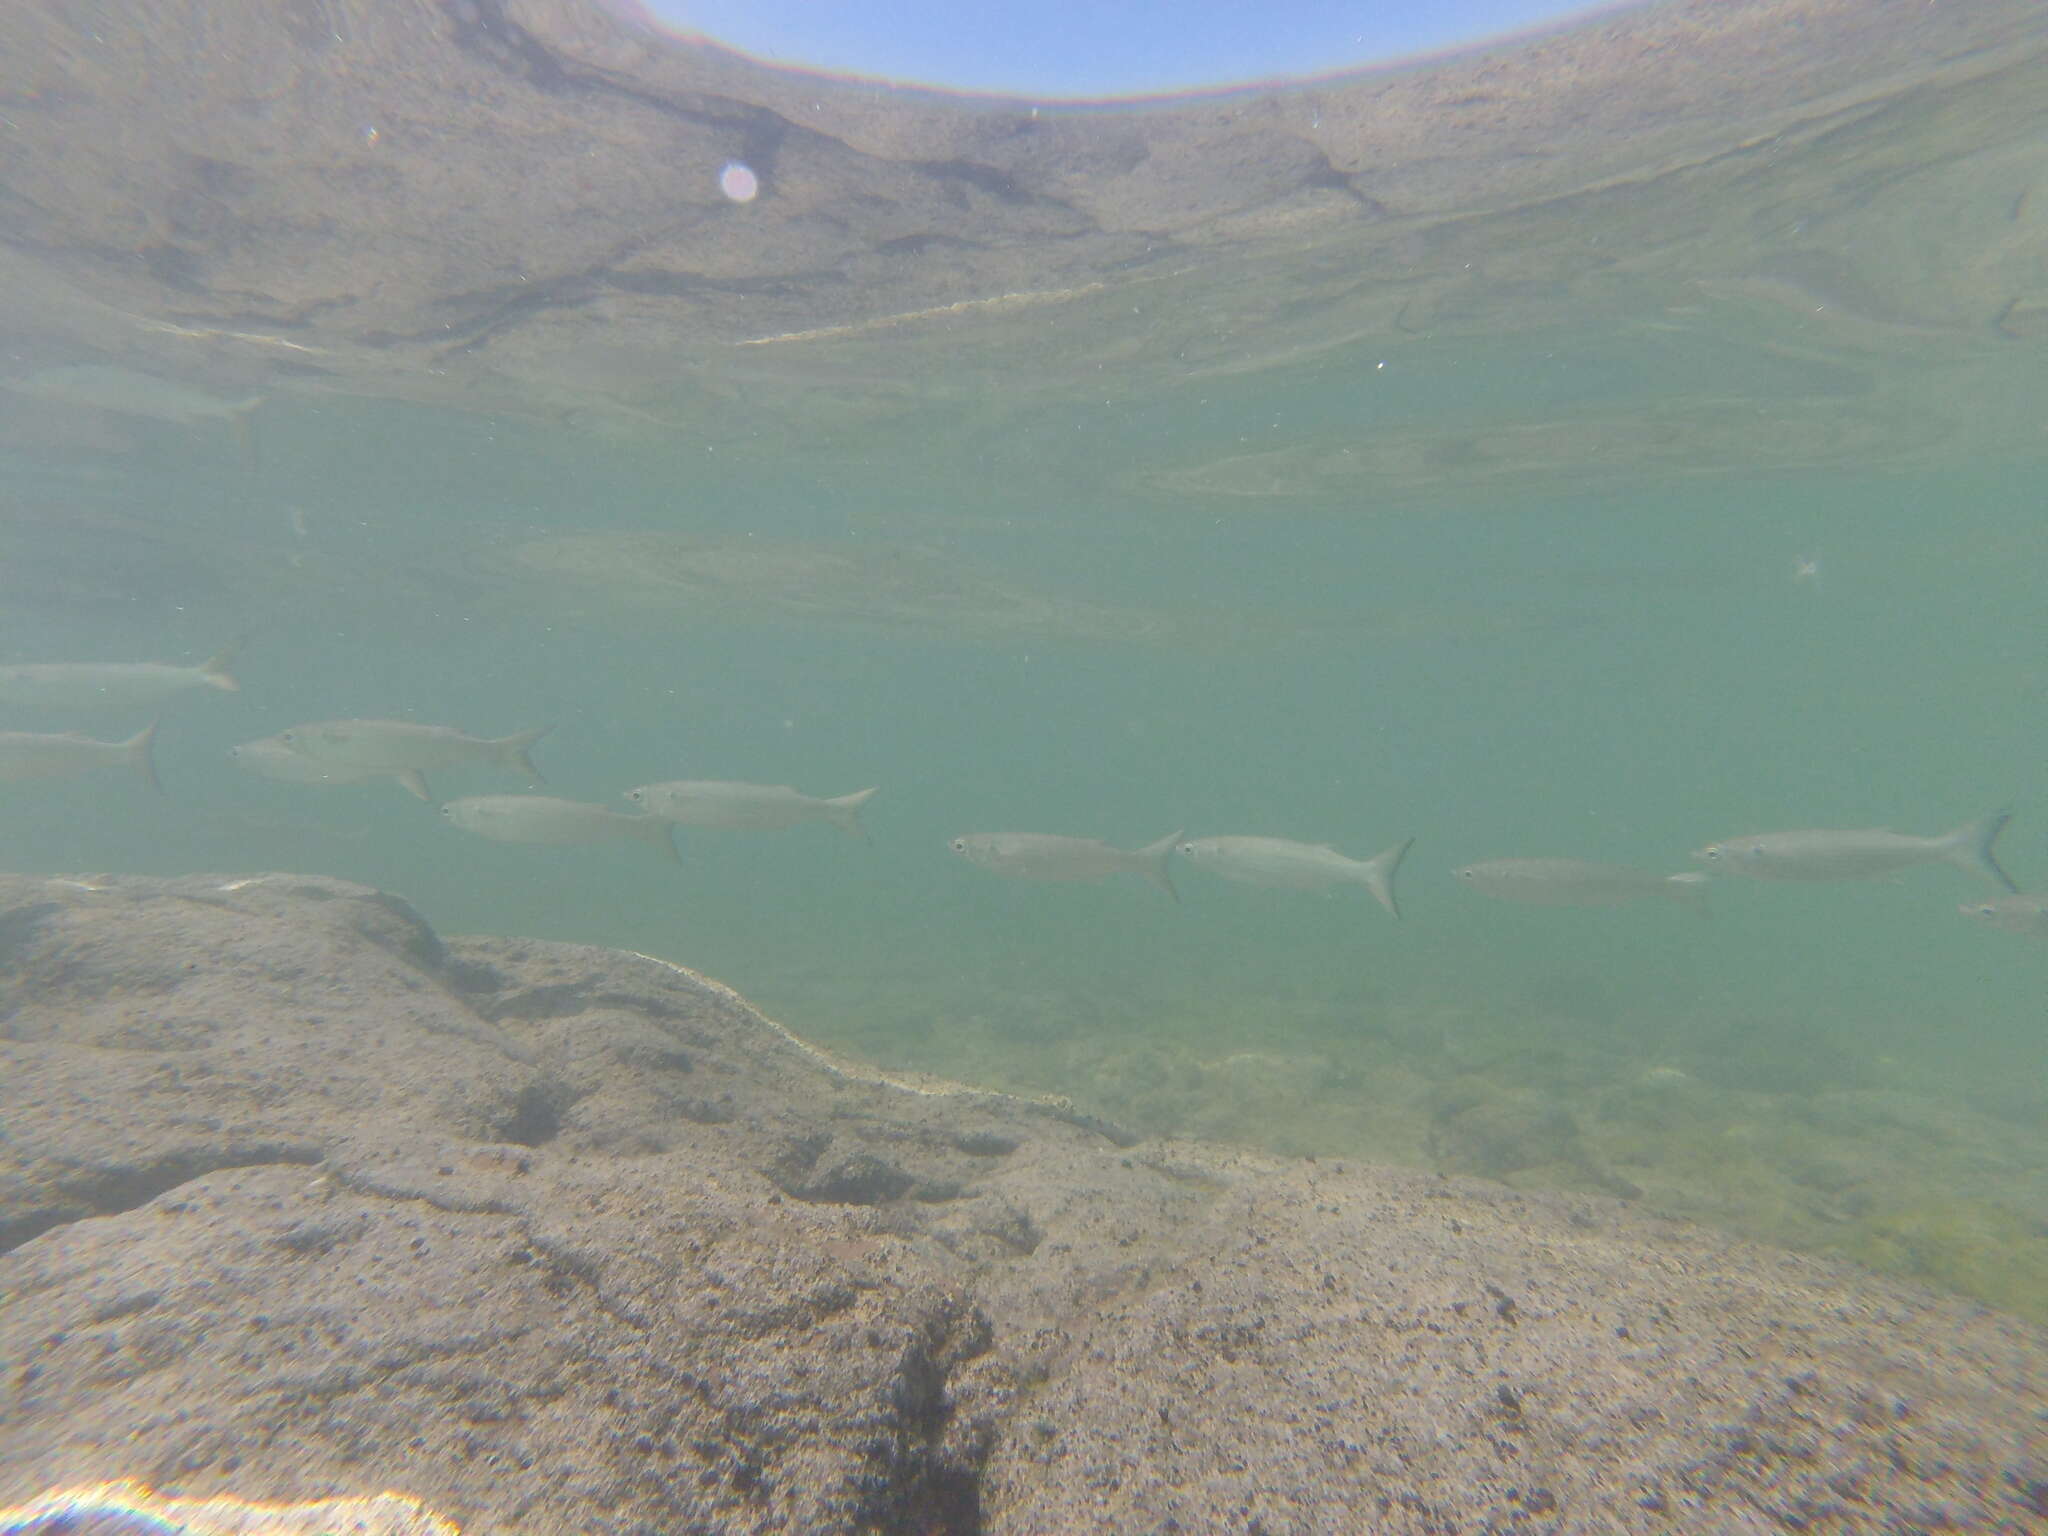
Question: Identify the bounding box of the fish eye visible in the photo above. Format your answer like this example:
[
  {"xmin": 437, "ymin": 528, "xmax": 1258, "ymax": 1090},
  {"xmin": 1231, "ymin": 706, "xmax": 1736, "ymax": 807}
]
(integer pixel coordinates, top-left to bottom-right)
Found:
[
  {"xmin": 1701, "ymin": 846, "xmax": 1721, "ymax": 861},
  {"xmin": 438, "ymin": 806, "xmax": 452, "ymax": 817},
  {"xmin": 278, "ymin": 730, "xmax": 295, "ymax": 743},
  {"xmin": 626, "ymin": 788, "xmax": 643, "ymax": 802},
  {"xmin": 1456, "ymin": 868, "xmax": 1473, "ymax": 879},
  {"xmin": 950, "ymin": 838, "xmax": 966, "ymax": 852}
]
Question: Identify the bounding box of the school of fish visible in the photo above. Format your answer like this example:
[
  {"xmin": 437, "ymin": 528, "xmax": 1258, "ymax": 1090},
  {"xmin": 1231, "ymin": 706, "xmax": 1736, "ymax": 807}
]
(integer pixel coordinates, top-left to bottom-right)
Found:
[{"xmin": 0, "ymin": 638, "xmax": 2037, "ymax": 942}]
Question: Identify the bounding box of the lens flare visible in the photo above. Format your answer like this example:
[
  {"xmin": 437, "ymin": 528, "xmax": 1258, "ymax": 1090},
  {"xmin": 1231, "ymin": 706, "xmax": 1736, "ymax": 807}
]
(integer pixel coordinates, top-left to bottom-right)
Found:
[
  {"xmin": 0, "ymin": 1480, "xmax": 463, "ymax": 1536},
  {"xmin": 718, "ymin": 161, "xmax": 760, "ymax": 202}
]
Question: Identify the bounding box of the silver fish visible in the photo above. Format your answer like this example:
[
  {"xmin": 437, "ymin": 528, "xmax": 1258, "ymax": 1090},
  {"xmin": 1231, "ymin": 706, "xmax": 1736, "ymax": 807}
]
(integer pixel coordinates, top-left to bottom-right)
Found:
[
  {"xmin": 624, "ymin": 780, "xmax": 877, "ymax": 837},
  {"xmin": 440, "ymin": 795, "xmax": 678, "ymax": 863},
  {"xmin": 6, "ymin": 364, "xmax": 265, "ymax": 426},
  {"xmin": 1454, "ymin": 858, "xmax": 1708, "ymax": 910},
  {"xmin": 1958, "ymin": 893, "xmax": 2048, "ymax": 939},
  {"xmin": 262, "ymin": 719, "xmax": 550, "ymax": 802},
  {"xmin": 0, "ymin": 722, "xmax": 158, "ymax": 791},
  {"xmin": 1693, "ymin": 811, "xmax": 2015, "ymax": 891},
  {"xmin": 228, "ymin": 736, "xmax": 382, "ymax": 788},
  {"xmin": 1176, "ymin": 835, "xmax": 1409, "ymax": 917},
  {"xmin": 0, "ymin": 641, "xmax": 240, "ymax": 710},
  {"xmin": 950, "ymin": 830, "xmax": 1179, "ymax": 900}
]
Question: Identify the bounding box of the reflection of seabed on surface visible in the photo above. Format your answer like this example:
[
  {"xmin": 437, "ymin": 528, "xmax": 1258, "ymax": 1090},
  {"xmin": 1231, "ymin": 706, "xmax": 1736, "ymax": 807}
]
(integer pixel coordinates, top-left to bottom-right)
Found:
[
  {"xmin": 734, "ymin": 279, "xmax": 1116, "ymax": 347},
  {"xmin": 2, "ymin": 0, "xmax": 2042, "ymax": 495},
  {"xmin": 504, "ymin": 529, "xmax": 1316, "ymax": 647}
]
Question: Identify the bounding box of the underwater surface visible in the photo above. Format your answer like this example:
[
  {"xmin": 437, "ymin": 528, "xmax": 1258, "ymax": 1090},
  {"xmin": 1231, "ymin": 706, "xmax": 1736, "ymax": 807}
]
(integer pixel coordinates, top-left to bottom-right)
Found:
[{"xmin": 1, "ymin": 0, "xmax": 2045, "ymax": 1329}]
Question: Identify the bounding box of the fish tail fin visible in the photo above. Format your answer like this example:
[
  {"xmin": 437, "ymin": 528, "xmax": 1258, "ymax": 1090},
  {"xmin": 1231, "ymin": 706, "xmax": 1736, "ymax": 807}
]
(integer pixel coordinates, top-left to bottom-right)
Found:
[
  {"xmin": 638, "ymin": 816, "xmax": 681, "ymax": 865},
  {"xmin": 1663, "ymin": 871, "xmax": 1712, "ymax": 913},
  {"xmin": 1137, "ymin": 830, "xmax": 1181, "ymax": 902},
  {"xmin": 126, "ymin": 720, "xmax": 162, "ymax": 794},
  {"xmin": 200, "ymin": 637, "xmax": 244, "ymax": 692},
  {"xmin": 495, "ymin": 726, "xmax": 553, "ymax": 784},
  {"xmin": 1359, "ymin": 837, "xmax": 1413, "ymax": 919},
  {"xmin": 1941, "ymin": 809, "xmax": 2017, "ymax": 892},
  {"xmin": 826, "ymin": 787, "xmax": 879, "ymax": 839}
]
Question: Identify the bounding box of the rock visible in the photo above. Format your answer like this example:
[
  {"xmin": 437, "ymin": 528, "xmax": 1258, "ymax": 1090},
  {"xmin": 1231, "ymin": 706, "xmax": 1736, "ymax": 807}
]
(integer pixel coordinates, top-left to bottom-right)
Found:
[
  {"xmin": 1, "ymin": 873, "xmax": 2042, "ymax": 1533},
  {"xmin": 977, "ymin": 1165, "xmax": 2047, "ymax": 1533}
]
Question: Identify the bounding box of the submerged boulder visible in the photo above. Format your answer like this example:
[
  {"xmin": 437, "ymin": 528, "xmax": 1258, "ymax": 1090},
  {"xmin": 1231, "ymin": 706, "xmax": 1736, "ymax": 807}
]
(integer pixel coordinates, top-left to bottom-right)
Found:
[{"xmin": 0, "ymin": 873, "xmax": 2041, "ymax": 1533}]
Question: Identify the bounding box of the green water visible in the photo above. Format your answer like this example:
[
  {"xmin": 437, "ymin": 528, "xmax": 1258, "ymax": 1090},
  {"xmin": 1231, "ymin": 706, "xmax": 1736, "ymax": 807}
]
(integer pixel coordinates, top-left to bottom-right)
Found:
[{"xmin": 5, "ymin": 274, "xmax": 2047, "ymax": 1320}]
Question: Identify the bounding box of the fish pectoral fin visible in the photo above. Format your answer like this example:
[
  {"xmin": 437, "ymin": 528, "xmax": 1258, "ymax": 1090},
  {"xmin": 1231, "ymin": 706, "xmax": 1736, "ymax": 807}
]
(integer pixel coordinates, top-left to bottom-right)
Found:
[{"xmin": 396, "ymin": 769, "xmax": 432, "ymax": 802}]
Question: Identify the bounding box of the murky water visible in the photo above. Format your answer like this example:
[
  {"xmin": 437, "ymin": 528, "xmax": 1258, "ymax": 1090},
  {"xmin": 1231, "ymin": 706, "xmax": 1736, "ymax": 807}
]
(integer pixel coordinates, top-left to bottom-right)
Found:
[
  {"xmin": 2, "ymin": 4, "xmax": 2045, "ymax": 1323},
  {"xmin": 5, "ymin": 392, "xmax": 2044, "ymax": 1319}
]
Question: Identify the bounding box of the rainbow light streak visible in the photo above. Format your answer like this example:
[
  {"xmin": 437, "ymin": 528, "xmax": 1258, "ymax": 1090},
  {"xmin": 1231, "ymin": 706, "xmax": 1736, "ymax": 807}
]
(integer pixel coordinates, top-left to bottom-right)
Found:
[{"xmin": 0, "ymin": 1480, "xmax": 462, "ymax": 1536}]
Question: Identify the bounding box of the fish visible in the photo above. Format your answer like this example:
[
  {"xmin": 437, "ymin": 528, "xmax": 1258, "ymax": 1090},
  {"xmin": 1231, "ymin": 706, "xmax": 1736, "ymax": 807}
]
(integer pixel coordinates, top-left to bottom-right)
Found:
[
  {"xmin": 440, "ymin": 795, "xmax": 679, "ymax": 863},
  {"xmin": 1175, "ymin": 835, "xmax": 1410, "ymax": 917},
  {"xmin": 0, "ymin": 722, "xmax": 159, "ymax": 791},
  {"xmin": 1958, "ymin": 892, "xmax": 2048, "ymax": 939},
  {"xmin": 0, "ymin": 641, "xmax": 241, "ymax": 710},
  {"xmin": 1692, "ymin": 811, "xmax": 2016, "ymax": 891},
  {"xmin": 949, "ymin": 830, "xmax": 1180, "ymax": 899},
  {"xmin": 227, "ymin": 736, "xmax": 385, "ymax": 789},
  {"xmin": 5, "ymin": 364, "xmax": 266, "ymax": 426},
  {"xmin": 259, "ymin": 719, "xmax": 551, "ymax": 802},
  {"xmin": 1453, "ymin": 857, "xmax": 1709, "ymax": 910},
  {"xmin": 624, "ymin": 779, "xmax": 878, "ymax": 837}
]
